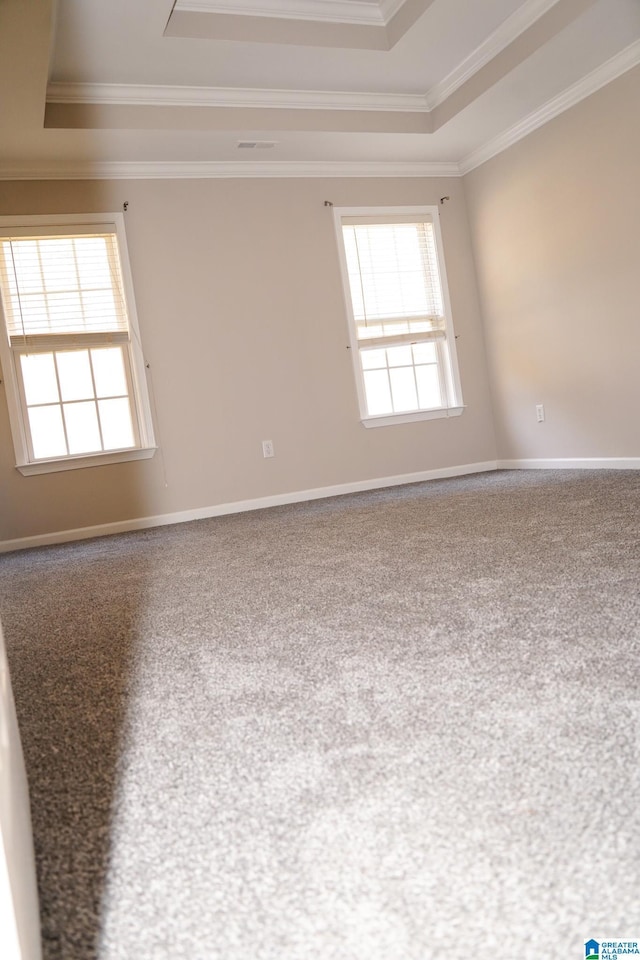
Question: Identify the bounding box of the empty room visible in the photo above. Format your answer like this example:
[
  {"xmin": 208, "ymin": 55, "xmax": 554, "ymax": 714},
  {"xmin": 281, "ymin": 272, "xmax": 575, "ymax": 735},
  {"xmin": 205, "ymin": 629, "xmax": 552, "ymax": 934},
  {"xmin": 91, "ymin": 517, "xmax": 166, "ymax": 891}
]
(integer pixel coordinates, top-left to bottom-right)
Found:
[{"xmin": 0, "ymin": 2, "xmax": 639, "ymax": 959}]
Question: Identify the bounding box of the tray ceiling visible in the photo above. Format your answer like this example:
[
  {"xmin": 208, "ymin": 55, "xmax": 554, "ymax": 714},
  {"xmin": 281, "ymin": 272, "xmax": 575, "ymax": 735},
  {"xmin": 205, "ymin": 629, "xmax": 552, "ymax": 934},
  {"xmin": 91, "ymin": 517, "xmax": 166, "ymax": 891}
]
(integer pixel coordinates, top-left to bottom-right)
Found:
[{"xmin": 0, "ymin": 0, "xmax": 638, "ymax": 178}]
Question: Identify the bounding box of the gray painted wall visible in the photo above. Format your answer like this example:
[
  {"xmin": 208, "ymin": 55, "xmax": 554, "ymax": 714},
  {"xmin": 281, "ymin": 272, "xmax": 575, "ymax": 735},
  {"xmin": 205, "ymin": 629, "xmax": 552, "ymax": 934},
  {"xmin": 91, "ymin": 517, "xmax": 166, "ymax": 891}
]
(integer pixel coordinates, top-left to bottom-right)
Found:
[{"xmin": 0, "ymin": 176, "xmax": 495, "ymax": 543}]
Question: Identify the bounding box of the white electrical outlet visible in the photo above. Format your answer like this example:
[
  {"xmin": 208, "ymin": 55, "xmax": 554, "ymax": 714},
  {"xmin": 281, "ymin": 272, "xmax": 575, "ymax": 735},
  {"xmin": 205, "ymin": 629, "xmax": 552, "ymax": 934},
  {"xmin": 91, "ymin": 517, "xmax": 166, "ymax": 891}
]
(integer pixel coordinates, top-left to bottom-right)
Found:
[
  {"xmin": 262, "ymin": 440, "xmax": 275, "ymax": 458},
  {"xmin": 536, "ymin": 403, "xmax": 545, "ymax": 422}
]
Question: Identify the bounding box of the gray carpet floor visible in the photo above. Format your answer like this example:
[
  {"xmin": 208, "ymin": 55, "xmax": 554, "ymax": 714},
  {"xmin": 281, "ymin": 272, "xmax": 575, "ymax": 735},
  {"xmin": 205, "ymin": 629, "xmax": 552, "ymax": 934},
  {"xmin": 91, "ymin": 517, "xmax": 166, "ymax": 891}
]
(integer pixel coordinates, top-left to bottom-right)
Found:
[{"xmin": 1, "ymin": 469, "xmax": 639, "ymax": 960}]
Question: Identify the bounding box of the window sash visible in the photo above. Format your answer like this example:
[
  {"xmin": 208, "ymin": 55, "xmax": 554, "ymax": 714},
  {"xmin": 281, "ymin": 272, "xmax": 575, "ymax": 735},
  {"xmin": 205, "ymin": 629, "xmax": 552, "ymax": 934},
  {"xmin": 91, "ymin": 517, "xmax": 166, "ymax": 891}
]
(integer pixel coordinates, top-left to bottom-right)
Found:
[
  {"xmin": 357, "ymin": 334, "xmax": 451, "ymax": 418},
  {"xmin": 358, "ymin": 330, "xmax": 446, "ymax": 354},
  {"xmin": 12, "ymin": 339, "xmax": 141, "ymax": 462},
  {"xmin": 9, "ymin": 330, "xmax": 130, "ymax": 352},
  {"xmin": 0, "ymin": 232, "xmax": 129, "ymax": 339},
  {"xmin": 355, "ymin": 316, "xmax": 446, "ymax": 342},
  {"xmin": 342, "ymin": 220, "xmax": 444, "ymax": 335}
]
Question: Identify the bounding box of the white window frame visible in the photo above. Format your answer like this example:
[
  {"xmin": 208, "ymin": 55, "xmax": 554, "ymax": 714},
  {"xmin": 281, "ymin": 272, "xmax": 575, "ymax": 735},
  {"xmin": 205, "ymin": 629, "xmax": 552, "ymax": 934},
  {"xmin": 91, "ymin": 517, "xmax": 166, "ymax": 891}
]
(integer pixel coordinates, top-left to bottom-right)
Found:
[
  {"xmin": 0, "ymin": 213, "xmax": 156, "ymax": 475},
  {"xmin": 333, "ymin": 205, "xmax": 464, "ymax": 428}
]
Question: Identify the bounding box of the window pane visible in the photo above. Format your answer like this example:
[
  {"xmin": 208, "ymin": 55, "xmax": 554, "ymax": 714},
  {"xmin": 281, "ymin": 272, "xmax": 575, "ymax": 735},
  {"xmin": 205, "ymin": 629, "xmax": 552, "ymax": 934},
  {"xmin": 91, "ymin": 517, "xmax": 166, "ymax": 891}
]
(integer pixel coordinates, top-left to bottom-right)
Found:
[
  {"xmin": 344, "ymin": 222, "xmax": 444, "ymax": 326},
  {"xmin": 357, "ymin": 323, "xmax": 383, "ymax": 340},
  {"xmin": 416, "ymin": 364, "xmax": 442, "ymax": 409},
  {"xmin": 47, "ymin": 292, "xmax": 83, "ymax": 333},
  {"xmin": 363, "ymin": 369, "xmax": 392, "ymax": 416},
  {"xmin": 360, "ymin": 348, "xmax": 387, "ymax": 371},
  {"xmin": 412, "ymin": 342, "xmax": 436, "ymax": 364},
  {"xmin": 91, "ymin": 346, "xmax": 128, "ymax": 397},
  {"xmin": 20, "ymin": 353, "xmax": 59, "ymax": 406},
  {"xmin": 63, "ymin": 401, "xmax": 101, "ymax": 454},
  {"xmin": 382, "ymin": 321, "xmax": 409, "ymax": 337},
  {"xmin": 389, "ymin": 367, "xmax": 418, "ymax": 412},
  {"xmin": 387, "ymin": 345, "xmax": 413, "ymax": 368},
  {"xmin": 28, "ymin": 405, "xmax": 67, "ymax": 459},
  {"xmin": 12, "ymin": 242, "xmax": 43, "ymax": 295},
  {"xmin": 15, "ymin": 293, "xmax": 48, "ymax": 333},
  {"xmin": 98, "ymin": 398, "xmax": 134, "ymax": 450},
  {"xmin": 409, "ymin": 320, "xmax": 433, "ymax": 334},
  {"xmin": 343, "ymin": 228, "xmax": 365, "ymax": 321},
  {"xmin": 39, "ymin": 239, "xmax": 76, "ymax": 291},
  {"xmin": 56, "ymin": 350, "xmax": 94, "ymax": 402},
  {"xmin": 75, "ymin": 237, "xmax": 112, "ymax": 288},
  {"xmin": 1, "ymin": 233, "xmax": 128, "ymax": 337},
  {"xmin": 83, "ymin": 288, "xmax": 118, "ymax": 330}
]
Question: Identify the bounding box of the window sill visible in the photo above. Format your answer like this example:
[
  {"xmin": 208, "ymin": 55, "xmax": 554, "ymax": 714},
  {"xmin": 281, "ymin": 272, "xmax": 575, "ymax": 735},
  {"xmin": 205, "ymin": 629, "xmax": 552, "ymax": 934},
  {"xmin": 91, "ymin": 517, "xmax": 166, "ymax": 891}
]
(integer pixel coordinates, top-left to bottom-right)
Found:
[
  {"xmin": 361, "ymin": 406, "xmax": 464, "ymax": 429},
  {"xmin": 16, "ymin": 446, "xmax": 157, "ymax": 476}
]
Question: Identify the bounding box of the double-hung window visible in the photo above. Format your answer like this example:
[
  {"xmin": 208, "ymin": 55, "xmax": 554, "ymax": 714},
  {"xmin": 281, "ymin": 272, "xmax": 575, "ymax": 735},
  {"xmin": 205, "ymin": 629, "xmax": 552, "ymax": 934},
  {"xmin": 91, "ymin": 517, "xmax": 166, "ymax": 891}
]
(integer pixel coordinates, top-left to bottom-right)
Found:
[
  {"xmin": 0, "ymin": 214, "xmax": 155, "ymax": 475},
  {"xmin": 334, "ymin": 206, "xmax": 463, "ymax": 427}
]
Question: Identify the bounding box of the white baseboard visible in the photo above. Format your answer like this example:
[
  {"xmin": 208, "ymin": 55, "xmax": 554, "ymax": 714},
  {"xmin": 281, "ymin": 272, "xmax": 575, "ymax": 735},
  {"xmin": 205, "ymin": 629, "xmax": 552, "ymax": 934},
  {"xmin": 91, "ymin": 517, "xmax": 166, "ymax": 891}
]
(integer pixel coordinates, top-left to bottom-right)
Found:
[
  {"xmin": 4, "ymin": 456, "xmax": 638, "ymax": 553},
  {"xmin": 0, "ymin": 460, "xmax": 498, "ymax": 554},
  {"xmin": 497, "ymin": 457, "xmax": 640, "ymax": 470}
]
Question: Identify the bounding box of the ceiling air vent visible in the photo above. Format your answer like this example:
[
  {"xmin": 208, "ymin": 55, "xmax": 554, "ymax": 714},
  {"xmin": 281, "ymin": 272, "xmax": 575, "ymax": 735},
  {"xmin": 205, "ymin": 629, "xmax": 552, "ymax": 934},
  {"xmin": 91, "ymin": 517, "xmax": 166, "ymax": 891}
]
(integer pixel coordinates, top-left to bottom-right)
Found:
[{"xmin": 237, "ymin": 140, "xmax": 278, "ymax": 149}]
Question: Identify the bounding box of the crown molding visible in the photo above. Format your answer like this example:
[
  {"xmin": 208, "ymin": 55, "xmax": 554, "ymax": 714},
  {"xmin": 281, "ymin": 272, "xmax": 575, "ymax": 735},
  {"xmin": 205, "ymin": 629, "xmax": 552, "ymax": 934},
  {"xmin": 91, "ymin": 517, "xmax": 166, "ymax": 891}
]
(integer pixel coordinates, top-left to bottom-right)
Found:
[
  {"xmin": 46, "ymin": 82, "xmax": 429, "ymax": 113},
  {"xmin": 379, "ymin": 0, "xmax": 405, "ymax": 21},
  {"xmin": 0, "ymin": 160, "xmax": 462, "ymax": 181},
  {"xmin": 173, "ymin": 0, "xmax": 388, "ymax": 26},
  {"xmin": 424, "ymin": 0, "xmax": 561, "ymax": 110},
  {"xmin": 48, "ymin": 0, "xmax": 565, "ymax": 119},
  {"xmin": 459, "ymin": 36, "xmax": 640, "ymax": 174},
  {"xmin": 173, "ymin": 0, "xmax": 413, "ymax": 27},
  {"xmin": 16, "ymin": 37, "xmax": 640, "ymax": 184}
]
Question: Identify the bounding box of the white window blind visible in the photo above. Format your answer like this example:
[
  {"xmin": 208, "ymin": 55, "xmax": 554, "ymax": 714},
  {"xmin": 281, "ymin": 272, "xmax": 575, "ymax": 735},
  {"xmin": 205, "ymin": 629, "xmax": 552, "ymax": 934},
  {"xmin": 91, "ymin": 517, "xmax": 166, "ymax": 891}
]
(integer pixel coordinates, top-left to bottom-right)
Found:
[
  {"xmin": 0, "ymin": 233, "xmax": 129, "ymax": 342},
  {"xmin": 341, "ymin": 219, "xmax": 445, "ymax": 342}
]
